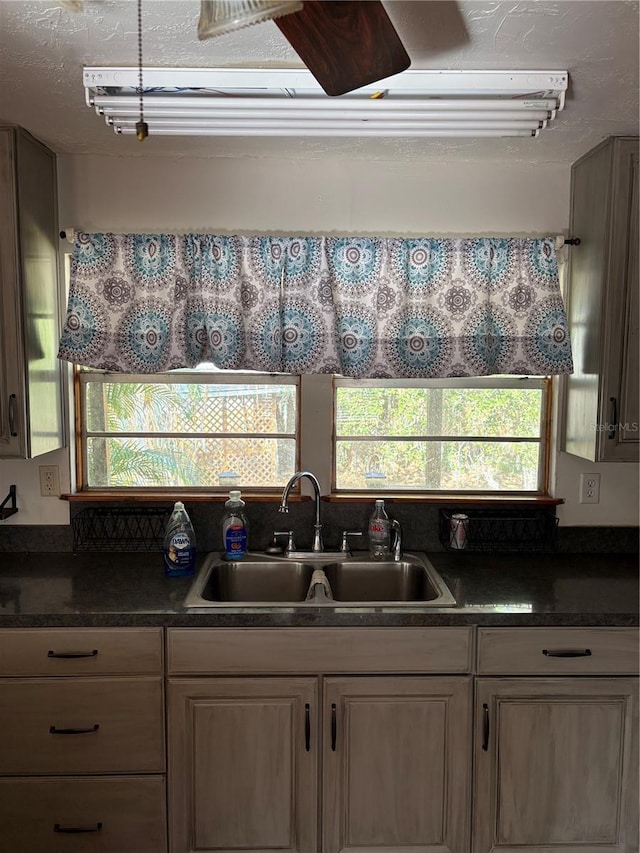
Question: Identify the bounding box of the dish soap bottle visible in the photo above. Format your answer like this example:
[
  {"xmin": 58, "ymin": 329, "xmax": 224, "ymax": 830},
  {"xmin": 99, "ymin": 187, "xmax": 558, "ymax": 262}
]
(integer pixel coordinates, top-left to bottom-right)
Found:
[
  {"xmin": 368, "ymin": 499, "xmax": 390, "ymax": 560},
  {"xmin": 222, "ymin": 490, "xmax": 249, "ymax": 561},
  {"xmin": 163, "ymin": 501, "xmax": 196, "ymax": 577}
]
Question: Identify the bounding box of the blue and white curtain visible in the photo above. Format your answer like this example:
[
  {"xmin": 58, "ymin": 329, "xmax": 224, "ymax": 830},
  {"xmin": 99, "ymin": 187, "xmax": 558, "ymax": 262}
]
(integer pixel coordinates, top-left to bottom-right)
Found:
[{"xmin": 58, "ymin": 233, "xmax": 573, "ymax": 377}]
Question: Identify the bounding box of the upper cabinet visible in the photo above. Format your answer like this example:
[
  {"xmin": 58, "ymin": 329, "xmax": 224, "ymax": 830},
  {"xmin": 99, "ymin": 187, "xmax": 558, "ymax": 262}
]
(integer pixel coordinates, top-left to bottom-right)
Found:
[
  {"xmin": 563, "ymin": 136, "xmax": 639, "ymax": 462},
  {"xmin": 0, "ymin": 126, "xmax": 65, "ymax": 458}
]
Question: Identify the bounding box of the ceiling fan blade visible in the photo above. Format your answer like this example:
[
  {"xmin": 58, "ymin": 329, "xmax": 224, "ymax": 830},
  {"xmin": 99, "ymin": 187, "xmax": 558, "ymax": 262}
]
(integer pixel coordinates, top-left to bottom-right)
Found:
[{"xmin": 275, "ymin": 0, "xmax": 411, "ymax": 97}]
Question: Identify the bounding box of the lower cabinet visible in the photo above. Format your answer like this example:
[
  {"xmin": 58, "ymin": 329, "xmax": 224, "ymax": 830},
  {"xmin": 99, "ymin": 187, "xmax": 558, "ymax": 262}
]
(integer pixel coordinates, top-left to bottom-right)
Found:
[
  {"xmin": 3, "ymin": 626, "xmax": 637, "ymax": 852},
  {"xmin": 0, "ymin": 628, "xmax": 166, "ymax": 853},
  {"xmin": 323, "ymin": 676, "xmax": 471, "ymax": 853},
  {"xmin": 473, "ymin": 678, "xmax": 639, "ymax": 853},
  {"xmin": 473, "ymin": 627, "xmax": 639, "ymax": 853},
  {"xmin": 169, "ymin": 677, "xmax": 318, "ymax": 853},
  {"xmin": 168, "ymin": 675, "xmax": 472, "ymax": 853}
]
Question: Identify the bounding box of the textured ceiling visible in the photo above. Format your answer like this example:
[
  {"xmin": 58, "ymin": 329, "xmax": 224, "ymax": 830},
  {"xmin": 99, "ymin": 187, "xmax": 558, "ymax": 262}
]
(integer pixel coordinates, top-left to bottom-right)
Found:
[{"xmin": 0, "ymin": 0, "xmax": 637, "ymax": 162}]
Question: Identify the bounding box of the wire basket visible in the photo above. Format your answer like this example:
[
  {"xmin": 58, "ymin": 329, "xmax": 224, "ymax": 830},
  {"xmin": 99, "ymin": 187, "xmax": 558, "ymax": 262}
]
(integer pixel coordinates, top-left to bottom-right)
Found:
[
  {"xmin": 72, "ymin": 507, "xmax": 171, "ymax": 552},
  {"xmin": 439, "ymin": 508, "xmax": 558, "ymax": 552}
]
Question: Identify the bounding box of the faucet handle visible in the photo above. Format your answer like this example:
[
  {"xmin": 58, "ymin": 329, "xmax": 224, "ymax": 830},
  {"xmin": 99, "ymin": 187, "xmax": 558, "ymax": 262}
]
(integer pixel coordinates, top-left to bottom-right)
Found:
[
  {"xmin": 389, "ymin": 518, "xmax": 402, "ymax": 560},
  {"xmin": 273, "ymin": 530, "xmax": 296, "ymax": 554},
  {"xmin": 340, "ymin": 530, "xmax": 363, "ymax": 554}
]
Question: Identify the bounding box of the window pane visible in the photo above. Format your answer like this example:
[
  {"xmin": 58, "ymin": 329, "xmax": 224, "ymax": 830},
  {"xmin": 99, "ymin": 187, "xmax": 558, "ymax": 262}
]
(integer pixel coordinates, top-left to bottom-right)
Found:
[
  {"xmin": 87, "ymin": 437, "xmax": 296, "ymax": 488},
  {"xmin": 86, "ymin": 382, "xmax": 297, "ymax": 435},
  {"xmin": 335, "ymin": 387, "xmax": 542, "ymax": 438},
  {"xmin": 335, "ymin": 439, "xmax": 540, "ymax": 491}
]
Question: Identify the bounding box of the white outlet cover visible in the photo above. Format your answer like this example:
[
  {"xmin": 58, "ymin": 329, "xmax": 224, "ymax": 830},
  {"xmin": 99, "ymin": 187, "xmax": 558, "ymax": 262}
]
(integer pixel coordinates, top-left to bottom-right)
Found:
[{"xmin": 579, "ymin": 472, "xmax": 601, "ymax": 504}]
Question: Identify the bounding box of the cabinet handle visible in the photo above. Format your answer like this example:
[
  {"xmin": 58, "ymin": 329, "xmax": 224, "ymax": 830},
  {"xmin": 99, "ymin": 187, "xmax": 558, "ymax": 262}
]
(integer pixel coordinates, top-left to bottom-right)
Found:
[
  {"xmin": 49, "ymin": 724, "xmax": 100, "ymax": 735},
  {"xmin": 54, "ymin": 823, "xmax": 103, "ymax": 834},
  {"xmin": 8, "ymin": 394, "xmax": 18, "ymax": 437},
  {"xmin": 608, "ymin": 397, "xmax": 617, "ymax": 440},
  {"xmin": 48, "ymin": 649, "xmax": 98, "ymax": 659},
  {"xmin": 331, "ymin": 703, "xmax": 337, "ymax": 751},
  {"xmin": 304, "ymin": 703, "xmax": 311, "ymax": 751},
  {"xmin": 482, "ymin": 703, "xmax": 490, "ymax": 751},
  {"xmin": 542, "ymin": 648, "xmax": 592, "ymax": 658}
]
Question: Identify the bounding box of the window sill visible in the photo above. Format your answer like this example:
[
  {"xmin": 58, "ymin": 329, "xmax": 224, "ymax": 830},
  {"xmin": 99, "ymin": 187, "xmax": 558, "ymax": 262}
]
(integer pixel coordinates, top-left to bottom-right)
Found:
[
  {"xmin": 62, "ymin": 491, "xmax": 311, "ymax": 503},
  {"xmin": 62, "ymin": 491, "xmax": 562, "ymax": 506},
  {"xmin": 325, "ymin": 494, "xmax": 563, "ymax": 505}
]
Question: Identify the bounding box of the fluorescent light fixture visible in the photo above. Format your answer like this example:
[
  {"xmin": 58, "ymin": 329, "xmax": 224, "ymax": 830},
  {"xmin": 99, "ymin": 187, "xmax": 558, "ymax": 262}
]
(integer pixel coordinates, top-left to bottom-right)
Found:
[{"xmin": 84, "ymin": 67, "xmax": 568, "ymax": 139}]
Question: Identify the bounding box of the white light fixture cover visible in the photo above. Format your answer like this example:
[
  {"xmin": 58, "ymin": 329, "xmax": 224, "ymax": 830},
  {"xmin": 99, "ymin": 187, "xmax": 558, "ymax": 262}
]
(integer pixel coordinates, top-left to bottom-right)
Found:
[
  {"xmin": 83, "ymin": 67, "xmax": 568, "ymax": 139},
  {"xmin": 197, "ymin": 0, "xmax": 303, "ymax": 40}
]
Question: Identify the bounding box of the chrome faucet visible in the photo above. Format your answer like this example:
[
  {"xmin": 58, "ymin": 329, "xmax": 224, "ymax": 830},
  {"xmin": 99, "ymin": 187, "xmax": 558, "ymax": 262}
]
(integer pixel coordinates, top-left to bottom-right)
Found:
[
  {"xmin": 279, "ymin": 471, "xmax": 324, "ymax": 552},
  {"xmin": 390, "ymin": 518, "xmax": 402, "ymax": 560}
]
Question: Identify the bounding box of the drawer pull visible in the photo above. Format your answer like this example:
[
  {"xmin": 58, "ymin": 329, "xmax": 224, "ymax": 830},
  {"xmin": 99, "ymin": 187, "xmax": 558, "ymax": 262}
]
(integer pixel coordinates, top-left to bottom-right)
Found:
[
  {"xmin": 54, "ymin": 822, "xmax": 103, "ymax": 834},
  {"xmin": 304, "ymin": 703, "xmax": 311, "ymax": 752},
  {"xmin": 49, "ymin": 724, "xmax": 100, "ymax": 735},
  {"xmin": 48, "ymin": 649, "xmax": 98, "ymax": 659},
  {"xmin": 542, "ymin": 648, "xmax": 592, "ymax": 658},
  {"xmin": 331, "ymin": 703, "xmax": 337, "ymax": 751},
  {"xmin": 482, "ymin": 703, "xmax": 490, "ymax": 751}
]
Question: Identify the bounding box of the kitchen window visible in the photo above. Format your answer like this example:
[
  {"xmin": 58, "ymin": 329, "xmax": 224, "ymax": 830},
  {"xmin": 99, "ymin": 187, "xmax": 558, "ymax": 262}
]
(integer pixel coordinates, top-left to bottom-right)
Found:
[
  {"xmin": 77, "ymin": 369, "xmax": 298, "ymax": 490},
  {"xmin": 76, "ymin": 371, "xmax": 549, "ymax": 495},
  {"xmin": 333, "ymin": 377, "xmax": 550, "ymax": 494}
]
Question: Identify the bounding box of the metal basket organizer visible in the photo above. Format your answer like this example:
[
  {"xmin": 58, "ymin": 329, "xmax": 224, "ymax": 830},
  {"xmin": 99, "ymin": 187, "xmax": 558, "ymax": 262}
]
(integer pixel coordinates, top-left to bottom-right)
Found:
[
  {"xmin": 72, "ymin": 507, "xmax": 171, "ymax": 551},
  {"xmin": 439, "ymin": 507, "xmax": 558, "ymax": 552}
]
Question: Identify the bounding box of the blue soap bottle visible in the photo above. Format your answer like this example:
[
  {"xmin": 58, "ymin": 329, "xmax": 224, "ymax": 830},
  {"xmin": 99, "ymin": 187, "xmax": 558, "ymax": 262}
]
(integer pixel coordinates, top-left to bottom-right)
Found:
[{"xmin": 222, "ymin": 490, "xmax": 249, "ymax": 560}]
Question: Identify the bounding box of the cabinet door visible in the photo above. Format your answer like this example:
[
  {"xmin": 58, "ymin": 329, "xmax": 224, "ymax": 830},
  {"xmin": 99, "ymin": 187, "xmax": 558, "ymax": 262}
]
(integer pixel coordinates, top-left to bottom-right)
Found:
[
  {"xmin": 564, "ymin": 136, "xmax": 639, "ymax": 462},
  {"xmin": 168, "ymin": 677, "xmax": 318, "ymax": 853},
  {"xmin": 0, "ymin": 126, "xmax": 64, "ymax": 458},
  {"xmin": 604, "ymin": 141, "xmax": 639, "ymax": 458},
  {"xmin": 0, "ymin": 128, "xmax": 22, "ymax": 454},
  {"xmin": 473, "ymin": 678, "xmax": 639, "ymax": 853},
  {"xmin": 323, "ymin": 676, "xmax": 472, "ymax": 853}
]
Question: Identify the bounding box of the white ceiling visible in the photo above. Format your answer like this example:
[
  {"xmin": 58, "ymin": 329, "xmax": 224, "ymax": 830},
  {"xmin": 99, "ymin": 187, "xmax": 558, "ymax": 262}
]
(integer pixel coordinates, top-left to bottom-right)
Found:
[{"xmin": 0, "ymin": 0, "xmax": 638, "ymax": 163}]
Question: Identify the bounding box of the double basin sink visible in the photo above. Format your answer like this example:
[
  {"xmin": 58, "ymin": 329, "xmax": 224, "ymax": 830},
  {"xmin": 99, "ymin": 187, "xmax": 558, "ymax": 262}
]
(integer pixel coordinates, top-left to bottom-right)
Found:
[{"xmin": 183, "ymin": 551, "xmax": 455, "ymax": 609}]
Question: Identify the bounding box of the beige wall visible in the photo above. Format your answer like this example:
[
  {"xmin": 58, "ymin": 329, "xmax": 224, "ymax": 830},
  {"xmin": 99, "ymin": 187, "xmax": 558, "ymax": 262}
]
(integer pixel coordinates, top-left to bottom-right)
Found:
[{"xmin": 2, "ymin": 153, "xmax": 637, "ymax": 525}]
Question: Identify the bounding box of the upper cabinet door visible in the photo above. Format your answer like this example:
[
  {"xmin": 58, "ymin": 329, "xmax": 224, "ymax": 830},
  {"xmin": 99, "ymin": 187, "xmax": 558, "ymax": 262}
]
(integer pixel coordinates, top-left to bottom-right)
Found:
[
  {"xmin": 473, "ymin": 677, "xmax": 639, "ymax": 853},
  {"xmin": 563, "ymin": 136, "xmax": 639, "ymax": 462},
  {"xmin": 0, "ymin": 126, "xmax": 64, "ymax": 458},
  {"xmin": 323, "ymin": 676, "xmax": 472, "ymax": 853},
  {"xmin": 612, "ymin": 147, "xmax": 639, "ymax": 453}
]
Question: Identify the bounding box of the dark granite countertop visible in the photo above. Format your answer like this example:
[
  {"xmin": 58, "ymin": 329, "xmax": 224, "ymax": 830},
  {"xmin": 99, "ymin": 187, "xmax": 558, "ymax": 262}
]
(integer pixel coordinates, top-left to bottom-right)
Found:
[{"xmin": 0, "ymin": 551, "xmax": 637, "ymax": 627}]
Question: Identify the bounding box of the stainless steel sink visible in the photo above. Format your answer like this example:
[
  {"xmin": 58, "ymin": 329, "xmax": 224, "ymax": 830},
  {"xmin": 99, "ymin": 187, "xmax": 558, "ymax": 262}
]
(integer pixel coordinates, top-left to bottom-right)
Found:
[
  {"xmin": 323, "ymin": 557, "xmax": 453, "ymax": 604},
  {"xmin": 183, "ymin": 552, "xmax": 455, "ymax": 609},
  {"xmin": 186, "ymin": 559, "xmax": 314, "ymax": 604}
]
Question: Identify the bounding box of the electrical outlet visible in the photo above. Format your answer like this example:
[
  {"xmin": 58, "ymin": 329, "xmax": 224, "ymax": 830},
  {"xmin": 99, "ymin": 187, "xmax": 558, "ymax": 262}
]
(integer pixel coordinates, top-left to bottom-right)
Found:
[
  {"xmin": 39, "ymin": 465, "xmax": 60, "ymax": 497},
  {"xmin": 579, "ymin": 472, "xmax": 601, "ymax": 504}
]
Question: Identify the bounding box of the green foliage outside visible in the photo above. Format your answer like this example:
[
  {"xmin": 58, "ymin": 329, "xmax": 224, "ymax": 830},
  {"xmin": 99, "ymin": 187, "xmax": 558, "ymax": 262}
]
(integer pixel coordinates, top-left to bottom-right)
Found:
[
  {"xmin": 335, "ymin": 387, "xmax": 543, "ymax": 491},
  {"xmin": 84, "ymin": 381, "xmax": 544, "ymax": 492},
  {"xmin": 85, "ymin": 382, "xmax": 295, "ymax": 488}
]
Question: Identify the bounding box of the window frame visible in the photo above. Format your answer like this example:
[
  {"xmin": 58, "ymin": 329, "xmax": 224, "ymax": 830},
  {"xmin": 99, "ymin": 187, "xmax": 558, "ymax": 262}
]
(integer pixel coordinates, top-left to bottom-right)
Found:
[
  {"xmin": 75, "ymin": 368, "xmax": 301, "ymax": 493},
  {"xmin": 331, "ymin": 376, "xmax": 551, "ymax": 496},
  {"xmin": 73, "ymin": 370, "xmax": 551, "ymax": 498}
]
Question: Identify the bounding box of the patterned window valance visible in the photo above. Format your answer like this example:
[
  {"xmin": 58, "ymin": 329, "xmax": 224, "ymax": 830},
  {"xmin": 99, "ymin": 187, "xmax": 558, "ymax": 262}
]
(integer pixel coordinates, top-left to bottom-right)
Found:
[{"xmin": 58, "ymin": 233, "xmax": 573, "ymax": 377}]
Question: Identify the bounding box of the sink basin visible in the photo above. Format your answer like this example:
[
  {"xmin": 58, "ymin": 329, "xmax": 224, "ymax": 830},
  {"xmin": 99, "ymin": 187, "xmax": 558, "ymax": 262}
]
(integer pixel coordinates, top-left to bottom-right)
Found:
[
  {"xmin": 187, "ymin": 559, "xmax": 314, "ymax": 604},
  {"xmin": 323, "ymin": 558, "xmax": 453, "ymax": 604},
  {"xmin": 183, "ymin": 552, "xmax": 455, "ymax": 608}
]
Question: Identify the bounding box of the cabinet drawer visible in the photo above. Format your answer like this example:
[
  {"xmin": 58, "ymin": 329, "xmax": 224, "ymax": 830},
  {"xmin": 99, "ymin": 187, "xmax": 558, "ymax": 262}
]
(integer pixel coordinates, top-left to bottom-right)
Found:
[
  {"xmin": 477, "ymin": 628, "xmax": 639, "ymax": 675},
  {"xmin": 168, "ymin": 627, "xmax": 473, "ymax": 674},
  {"xmin": 0, "ymin": 628, "xmax": 163, "ymax": 676},
  {"xmin": 0, "ymin": 775, "xmax": 166, "ymax": 853},
  {"xmin": 0, "ymin": 677, "xmax": 164, "ymax": 774}
]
